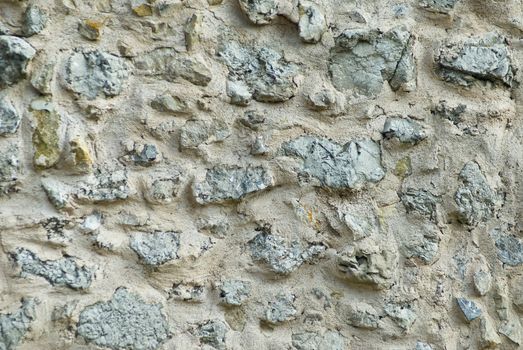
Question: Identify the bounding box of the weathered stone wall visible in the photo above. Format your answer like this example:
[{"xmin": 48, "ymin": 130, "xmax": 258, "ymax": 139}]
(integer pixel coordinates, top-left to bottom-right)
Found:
[{"xmin": 0, "ymin": 0, "xmax": 522, "ymax": 349}]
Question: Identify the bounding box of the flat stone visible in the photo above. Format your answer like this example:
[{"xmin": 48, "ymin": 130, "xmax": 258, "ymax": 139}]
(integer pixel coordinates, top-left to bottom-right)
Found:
[
  {"xmin": 456, "ymin": 298, "xmax": 481, "ymax": 322},
  {"xmin": 479, "ymin": 316, "xmax": 502, "ymax": 348},
  {"xmin": 384, "ymin": 303, "xmax": 417, "ymax": 330},
  {"xmin": 63, "ymin": 49, "xmax": 129, "ymax": 99},
  {"xmin": 0, "ymin": 298, "xmax": 37, "ymax": 350},
  {"xmin": 76, "ymin": 164, "xmax": 130, "ymax": 203},
  {"xmin": 30, "ymin": 61, "xmax": 55, "ymax": 95},
  {"xmin": 419, "ymin": 0, "xmax": 459, "ymax": 13},
  {"xmin": 193, "ymin": 165, "xmax": 273, "ymax": 204},
  {"xmin": 151, "ymin": 94, "xmax": 191, "ymax": 114},
  {"xmin": 10, "ymin": 248, "xmax": 93, "ymax": 290},
  {"xmin": 130, "ymin": 231, "xmax": 180, "ymax": 266},
  {"xmin": 41, "ymin": 177, "xmax": 75, "ymax": 210},
  {"xmin": 0, "ymin": 97, "xmax": 21, "ymax": 135},
  {"xmin": 282, "ymin": 136, "xmax": 385, "ymax": 190},
  {"xmin": 0, "ymin": 35, "xmax": 36, "ymax": 88},
  {"xmin": 77, "ymin": 287, "xmax": 170, "ymax": 350},
  {"xmin": 30, "ymin": 99, "xmax": 62, "ymax": 169},
  {"xmin": 262, "ymin": 292, "xmax": 297, "ymax": 325},
  {"xmin": 238, "ymin": 0, "xmax": 278, "ymax": 24},
  {"xmin": 382, "ymin": 117, "xmax": 426, "ymax": 145}
]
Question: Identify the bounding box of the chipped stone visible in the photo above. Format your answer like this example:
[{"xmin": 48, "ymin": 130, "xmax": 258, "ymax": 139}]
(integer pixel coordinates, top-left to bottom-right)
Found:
[
  {"xmin": 180, "ymin": 119, "xmax": 230, "ymax": 149},
  {"xmin": 68, "ymin": 137, "xmax": 93, "ymax": 173},
  {"xmin": 239, "ymin": 110, "xmax": 266, "ymax": 130},
  {"xmin": 77, "ymin": 287, "xmax": 169, "ymax": 350},
  {"xmin": 130, "ymin": 231, "xmax": 180, "ymax": 266},
  {"xmin": 456, "ymin": 298, "xmax": 481, "ymax": 322},
  {"xmin": 218, "ymin": 280, "xmax": 251, "ymax": 306},
  {"xmin": 298, "ymin": 2, "xmax": 326, "ymax": 43},
  {"xmin": 415, "ymin": 341, "xmax": 433, "ymax": 350},
  {"xmin": 479, "ymin": 316, "xmax": 502, "ymax": 348},
  {"xmin": 120, "ymin": 142, "xmax": 160, "ymax": 167},
  {"xmin": 31, "ymin": 99, "xmax": 62, "ymax": 169},
  {"xmin": 473, "ymin": 267, "xmax": 491, "ymax": 296},
  {"xmin": 306, "ymin": 88, "xmax": 339, "ymax": 111},
  {"xmin": 382, "ymin": 117, "xmax": 426, "ymax": 145},
  {"xmin": 0, "ymin": 35, "xmax": 36, "ymax": 88},
  {"xmin": 262, "ymin": 292, "xmax": 297, "ymax": 325},
  {"xmin": 30, "ymin": 61, "xmax": 55, "ymax": 95},
  {"xmin": 131, "ymin": 0, "xmax": 153, "ymax": 16},
  {"xmin": 431, "ymin": 100, "xmax": 467, "ymax": 125},
  {"xmin": 41, "ymin": 177, "xmax": 75, "ymax": 210},
  {"xmin": 196, "ymin": 320, "xmax": 228, "ymax": 350},
  {"xmin": 143, "ymin": 168, "xmax": 183, "ymax": 204},
  {"xmin": 184, "ymin": 13, "xmax": 201, "ymax": 51},
  {"xmin": 251, "ymin": 135, "xmax": 269, "ymax": 155},
  {"xmin": 22, "ymin": 4, "xmax": 47, "ymax": 36},
  {"xmin": 346, "ymin": 302, "xmax": 380, "ymax": 329},
  {"xmin": 0, "ymin": 97, "xmax": 21, "ymax": 135},
  {"xmin": 226, "ymin": 80, "xmax": 252, "ymax": 106},
  {"xmin": 238, "ymin": 0, "xmax": 278, "ymax": 24},
  {"xmin": 80, "ymin": 212, "xmax": 102, "ymax": 234},
  {"xmin": 0, "ymin": 298, "xmax": 37, "ymax": 350},
  {"xmin": 282, "ymin": 136, "xmax": 385, "ymax": 190}
]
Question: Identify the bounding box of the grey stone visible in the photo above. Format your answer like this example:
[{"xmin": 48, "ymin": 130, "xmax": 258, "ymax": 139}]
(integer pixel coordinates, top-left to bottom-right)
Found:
[
  {"xmin": 151, "ymin": 94, "xmax": 191, "ymax": 114},
  {"xmin": 77, "ymin": 19, "xmax": 103, "ymax": 41},
  {"xmin": 436, "ymin": 33, "xmax": 514, "ymax": 87},
  {"xmin": 491, "ymin": 228, "xmax": 523, "ymax": 266},
  {"xmin": 77, "ymin": 287, "xmax": 170, "ymax": 350},
  {"xmin": 196, "ymin": 320, "xmax": 228, "ymax": 350},
  {"xmin": 238, "ymin": 110, "xmax": 266, "ymax": 130},
  {"xmin": 249, "ymin": 230, "xmax": 326, "ymax": 274},
  {"xmin": 263, "ymin": 292, "xmax": 297, "ymax": 325},
  {"xmin": 479, "ymin": 316, "xmax": 502, "ymax": 348},
  {"xmin": 238, "ymin": 0, "xmax": 278, "ymax": 24},
  {"xmin": 175, "ymin": 57, "xmax": 212, "ymax": 86},
  {"xmin": 0, "ymin": 146, "xmax": 20, "ymax": 195},
  {"xmin": 400, "ymin": 188, "xmax": 439, "ymax": 220},
  {"xmin": 169, "ymin": 282, "xmax": 205, "ymax": 302},
  {"xmin": 0, "ymin": 98, "xmax": 20, "ymax": 135},
  {"xmin": 456, "ymin": 298, "xmax": 481, "ymax": 322},
  {"xmin": 180, "ymin": 119, "xmax": 230, "ymax": 149},
  {"xmin": 0, "ymin": 36, "xmax": 36, "ymax": 88},
  {"xmin": 306, "ymin": 88, "xmax": 337, "ymax": 111},
  {"xmin": 30, "ymin": 62, "xmax": 55, "ymax": 95},
  {"xmin": 217, "ymin": 42, "xmax": 298, "ymax": 103},
  {"xmin": 10, "ymin": 248, "xmax": 93, "ymax": 290},
  {"xmin": 403, "ymin": 233, "xmax": 439, "ymax": 264},
  {"xmin": 473, "ymin": 268, "xmax": 491, "ymax": 296},
  {"xmin": 282, "ymin": 136, "xmax": 385, "ymax": 190},
  {"xmin": 77, "ymin": 165, "xmax": 130, "ymax": 203},
  {"xmin": 415, "ymin": 341, "xmax": 433, "ymax": 350},
  {"xmin": 419, "ymin": 0, "xmax": 459, "ymax": 14},
  {"xmin": 454, "ymin": 162, "xmax": 501, "ymax": 226},
  {"xmin": 499, "ymin": 319, "xmax": 522, "ymax": 345},
  {"xmin": 226, "ymin": 80, "xmax": 252, "ymax": 106},
  {"xmin": 120, "ymin": 143, "xmax": 160, "ymax": 167},
  {"xmin": 384, "ymin": 303, "xmax": 417, "ymax": 330},
  {"xmin": 193, "ymin": 165, "xmax": 273, "ymax": 204},
  {"xmin": 431, "ymin": 100, "xmax": 466, "ymax": 125},
  {"xmin": 0, "ymin": 298, "xmax": 37, "ymax": 350},
  {"xmin": 251, "ymin": 135, "xmax": 269, "ymax": 155},
  {"xmin": 329, "ymin": 26, "xmax": 416, "ymax": 97},
  {"xmin": 130, "ymin": 231, "xmax": 180, "ymax": 266},
  {"xmin": 143, "ymin": 169, "xmax": 183, "ymax": 205},
  {"xmin": 346, "ymin": 302, "xmax": 380, "ymax": 329},
  {"xmin": 219, "ymin": 280, "xmax": 251, "ymax": 306},
  {"xmin": 22, "ymin": 5, "xmax": 47, "ymax": 36},
  {"xmin": 41, "ymin": 178, "xmax": 74, "ymax": 210},
  {"xmin": 298, "ymin": 2, "xmax": 326, "ymax": 43},
  {"xmin": 291, "ymin": 331, "xmax": 344, "ymax": 350},
  {"xmin": 382, "ymin": 117, "xmax": 426, "ymax": 145},
  {"xmin": 63, "ymin": 50, "xmax": 129, "ymax": 99},
  {"xmin": 184, "ymin": 14, "xmax": 201, "ymax": 51},
  {"xmin": 80, "ymin": 212, "xmax": 102, "ymax": 234}
]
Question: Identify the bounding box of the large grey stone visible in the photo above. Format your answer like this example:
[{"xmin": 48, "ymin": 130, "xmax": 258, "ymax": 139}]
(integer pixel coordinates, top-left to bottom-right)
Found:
[
  {"xmin": 298, "ymin": 2, "xmax": 326, "ymax": 43},
  {"xmin": 63, "ymin": 50, "xmax": 129, "ymax": 99},
  {"xmin": 77, "ymin": 165, "xmax": 130, "ymax": 203},
  {"xmin": 384, "ymin": 303, "xmax": 417, "ymax": 330},
  {"xmin": 180, "ymin": 119, "xmax": 230, "ymax": 149},
  {"xmin": 436, "ymin": 33, "xmax": 514, "ymax": 87},
  {"xmin": 346, "ymin": 302, "xmax": 380, "ymax": 329},
  {"xmin": 0, "ymin": 298, "xmax": 37, "ymax": 350},
  {"xmin": 10, "ymin": 248, "xmax": 93, "ymax": 290},
  {"xmin": 282, "ymin": 136, "xmax": 385, "ymax": 190},
  {"xmin": 196, "ymin": 320, "xmax": 228, "ymax": 350},
  {"xmin": 217, "ymin": 42, "xmax": 298, "ymax": 103},
  {"xmin": 329, "ymin": 26, "xmax": 416, "ymax": 97},
  {"xmin": 0, "ymin": 97, "xmax": 20, "ymax": 135},
  {"xmin": 77, "ymin": 288, "xmax": 169, "ymax": 350},
  {"xmin": 192, "ymin": 165, "xmax": 273, "ymax": 204},
  {"xmin": 130, "ymin": 231, "xmax": 180, "ymax": 266},
  {"xmin": 22, "ymin": 4, "xmax": 47, "ymax": 36},
  {"xmin": 0, "ymin": 35, "xmax": 36, "ymax": 88},
  {"xmin": 219, "ymin": 280, "xmax": 251, "ymax": 306}
]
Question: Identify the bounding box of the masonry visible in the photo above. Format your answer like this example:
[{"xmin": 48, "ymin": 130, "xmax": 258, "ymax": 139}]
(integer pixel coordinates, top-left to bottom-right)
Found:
[{"xmin": 0, "ymin": 0, "xmax": 523, "ymax": 349}]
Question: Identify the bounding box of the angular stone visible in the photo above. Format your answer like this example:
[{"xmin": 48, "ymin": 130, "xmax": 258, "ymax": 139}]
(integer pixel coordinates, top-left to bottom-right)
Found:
[
  {"xmin": 143, "ymin": 168, "xmax": 183, "ymax": 205},
  {"xmin": 473, "ymin": 268, "xmax": 491, "ymax": 296},
  {"xmin": 419, "ymin": 0, "xmax": 459, "ymax": 14},
  {"xmin": 78, "ymin": 19, "xmax": 103, "ymax": 41},
  {"xmin": 120, "ymin": 143, "xmax": 160, "ymax": 167},
  {"xmin": 219, "ymin": 280, "xmax": 251, "ymax": 306},
  {"xmin": 400, "ymin": 188, "xmax": 439, "ymax": 220},
  {"xmin": 499, "ymin": 319, "xmax": 522, "ymax": 345},
  {"xmin": 0, "ymin": 145, "xmax": 20, "ymax": 195},
  {"xmin": 306, "ymin": 88, "xmax": 338, "ymax": 111},
  {"xmin": 238, "ymin": 110, "xmax": 266, "ymax": 130},
  {"xmin": 346, "ymin": 302, "xmax": 380, "ymax": 329},
  {"xmin": 454, "ymin": 162, "xmax": 501, "ymax": 226},
  {"xmin": 180, "ymin": 119, "xmax": 230, "ymax": 149},
  {"xmin": 22, "ymin": 5, "xmax": 47, "ymax": 36},
  {"xmin": 491, "ymin": 228, "xmax": 523, "ymax": 266},
  {"xmin": 193, "ymin": 165, "xmax": 273, "ymax": 204},
  {"xmin": 282, "ymin": 136, "xmax": 385, "ymax": 190},
  {"xmin": 77, "ymin": 288, "xmax": 169, "ymax": 350},
  {"xmin": 68, "ymin": 137, "xmax": 93, "ymax": 173},
  {"xmin": 329, "ymin": 26, "xmax": 416, "ymax": 97},
  {"xmin": 63, "ymin": 50, "xmax": 129, "ymax": 99},
  {"xmin": 249, "ymin": 230, "xmax": 326, "ymax": 274},
  {"xmin": 130, "ymin": 231, "xmax": 180, "ymax": 266},
  {"xmin": 151, "ymin": 94, "xmax": 191, "ymax": 115},
  {"xmin": 456, "ymin": 298, "xmax": 481, "ymax": 322},
  {"xmin": 382, "ymin": 117, "xmax": 426, "ymax": 145},
  {"xmin": 384, "ymin": 303, "xmax": 417, "ymax": 330},
  {"xmin": 30, "ymin": 61, "xmax": 55, "ymax": 95},
  {"xmin": 41, "ymin": 178, "xmax": 74, "ymax": 210},
  {"xmin": 291, "ymin": 331, "xmax": 344, "ymax": 350},
  {"xmin": 262, "ymin": 292, "xmax": 297, "ymax": 325},
  {"xmin": 238, "ymin": 0, "xmax": 278, "ymax": 24},
  {"xmin": 196, "ymin": 320, "xmax": 228, "ymax": 350},
  {"xmin": 31, "ymin": 99, "xmax": 62, "ymax": 169},
  {"xmin": 0, "ymin": 97, "xmax": 20, "ymax": 135},
  {"xmin": 0, "ymin": 298, "xmax": 37, "ymax": 350},
  {"xmin": 298, "ymin": 2, "xmax": 326, "ymax": 43},
  {"xmin": 10, "ymin": 248, "xmax": 93, "ymax": 290},
  {"xmin": 80, "ymin": 212, "xmax": 102, "ymax": 234},
  {"xmin": 131, "ymin": 0, "xmax": 153, "ymax": 16},
  {"xmin": 479, "ymin": 316, "xmax": 501, "ymax": 349},
  {"xmin": 77, "ymin": 165, "xmax": 130, "ymax": 203},
  {"xmin": 226, "ymin": 80, "xmax": 252, "ymax": 106},
  {"xmin": 415, "ymin": 341, "xmax": 433, "ymax": 350},
  {"xmin": 0, "ymin": 35, "xmax": 36, "ymax": 88},
  {"xmin": 436, "ymin": 33, "xmax": 514, "ymax": 87},
  {"xmin": 175, "ymin": 57, "xmax": 212, "ymax": 86},
  {"xmin": 217, "ymin": 42, "xmax": 298, "ymax": 103},
  {"xmin": 184, "ymin": 14, "xmax": 201, "ymax": 51}
]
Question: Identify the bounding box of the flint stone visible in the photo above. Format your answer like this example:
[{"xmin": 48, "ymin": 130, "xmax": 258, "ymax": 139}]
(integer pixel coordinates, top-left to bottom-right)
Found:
[
  {"xmin": 0, "ymin": 36, "xmax": 36, "ymax": 88},
  {"xmin": 249, "ymin": 230, "xmax": 326, "ymax": 274},
  {"xmin": 63, "ymin": 50, "xmax": 129, "ymax": 99},
  {"xmin": 193, "ymin": 165, "xmax": 273, "ymax": 204},
  {"xmin": 291, "ymin": 331, "xmax": 344, "ymax": 350},
  {"xmin": 77, "ymin": 287, "xmax": 169, "ymax": 350},
  {"xmin": 130, "ymin": 231, "xmax": 180, "ymax": 266},
  {"xmin": 238, "ymin": 0, "xmax": 278, "ymax": 24},
  {"xmin": 382, "ymin": 117, "xmax": 426, "ymax": 145},
  {"xmin": 196, "ymin": 320, "xmax": 228, "ymax": 350},
  {"xmin": 0, "ymin": 98, "xmax": 20, "ymax": 135},
  {"xmin": 329, "ymin": 26, "xmax": 416, "ymax": 97},
  {"xmin": 457, "ymin": 297, "xmax": 481, "ymax": 322},
  {"xmin": 282, "ymin": 136, "xmax": 385, "ymax": 190},
  {"xmin": 263, "ymin": 292, "xmax": 297, "ymax": 324},
  {"xmin": 219, "ymin": 280, "xmax": 251, "ymax": 306},
  {"xmin": 0, "ymin": 298, "xmax": 37, "ymax": 350},
  {"xmin": 436, "ymin": 33, "xmax": 514, "ymax": 87},
  {"xmin": 10, "ymin": 248, "xmax": 93, "ymax": 290}
]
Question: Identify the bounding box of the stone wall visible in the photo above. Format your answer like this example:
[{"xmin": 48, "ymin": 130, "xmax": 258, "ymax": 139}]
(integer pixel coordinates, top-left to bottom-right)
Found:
[{"xmin": 0, "ymin": 0, "xmax": 522, "ymax": 349}]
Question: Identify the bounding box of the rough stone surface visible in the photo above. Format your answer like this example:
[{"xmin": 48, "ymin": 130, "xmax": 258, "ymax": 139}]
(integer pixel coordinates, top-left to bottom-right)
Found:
[
  {"xmin": 0, "ymin": 35, "xmax": 36, "ymax": 88},
  {"xmin": 77, "ymin": 288, "xmax": 169, "ymax": 350},
  {"xmin": 0, "ymin": 145, "xmax": 20, "ymax": 195},
  {"xmin": 346, "ymin": 302, "xmax": 381, "ymax": 329},
  {"xmin": 218, "ymin": 280, "xmax": 251, "ymax": 306},
  {"xmin": 291, "ymin": 331, "xmax": 344, "ymax": 350},
  {"xmin": 419, "ymin": 0, "xmax": 459, "ymax": 14},
  {"xmin": 400, "ymin": 188, "xmax": 439, "ymax": 220},
  {"xmin": 195, "ymin": 320, "xmax": 228, "ymax": 350},
  {"xmin": 0, "ymin": 97, "xmax": 20, "ymax": 135},
  {"xmin": 238, "ymin": 0, "xmax": 278, "ymax": 24},
  {"xmin": 298, "ymin": 2, "xmax": 326, "ymax": 43},
  {"xmin": 382, "ymin": 117, "xmax": 427, "ymax": 145},
  {"xmin": 0, "ymin": 298, "xmax": 37, "ymax": 350},
  {"xmin": 130, "ymin": 231, "xmax": 180, "ymax": 266},
  {"xmin": 22, "ymin": 5, "xmax": 47, "ymax": 37},
  {"xmin": 31, "ymin": 99, "xmax": 62, "ymax": 169},
  {"xmin": 262, "ymin": 292, "xmax": 297, "ymax": 325},
  {"xmin": 457, "ymin": 298, "xmax": 482, "ymax": 322}
]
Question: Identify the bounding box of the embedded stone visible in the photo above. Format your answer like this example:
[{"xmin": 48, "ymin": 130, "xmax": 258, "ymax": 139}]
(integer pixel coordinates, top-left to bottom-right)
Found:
[
  {"xmin": 262, "ymin": 292, "xmax": 297, "ymax": 325},
  {"xmin": 193, "ymin": 165, "xmax": 273, "ymax": 204},
  {"xmin": 0, "ymin": 145, "xmax": 20, "ymax": 195},
  {"xmin": 77, "ymin": 288, "xmax": 169, "ymax": 350},
  {"xmin": 143, "ymin": 168, "xmax": 183, "ymax": 204},
  {"xmin": 226, "ymin": 80, "xmax": 252, "ymax": 106},
  {"xmin": 120, "ymin": 143, "xmax": 160, "ymax": 167},
  {"xmin": 490, "ymin": 228, "xmax": 523, "ymax": 266},
  {"xmin": 306, "ymin": 88, "xmax": 338, "ymax": 111},
  {"xmin": 238, "ymin": 0, "xmax": 278, "ymax": 24},
  {"xmin": 400, "ymin": 188, "xmax": 439, "ymax": 220},
  {"xmin": 63, "ymin": 49, "xmax": 129, "ymax": 99},
  {"xmin": 10, "ymin": 248, "xmax": 93, "ymax": 290},
  {"xmin": 291, "ymin": 331, "xmax": 344, "ymax": 350},
  {"xmin": 31, "ymin": 99, "xmax": 62, "ymax": 169},
  {"xmin": 30, "ymin": 61, "xmax": 55, "ymax": 95},
  {"xmin": 419, "ymin": 0, "xmax": 459, "ymax": 13},
  {"xmin": 151, "ymin": 94, "xmax": 191, "ymax": 114},
  {"xmin": 0, "ymin": 35, "xmax": 36, "ymax": 88},
  {"xmin": 431, "ymin": 100, "xmax": 466, "ymax": 125},
  {"xmin": 346, "ymin": 302, "xmax": 380, "ymax": 329},
  {"xmin": 0, "ymin": 298, "xmax": 37, "ymax": 350},
  {"xmin": 0, "ymin": 97, "xmax": 20, "ymax": 135},
  {"xmin": 22, "ymin": 5, "xmax": 47, "ymax": 36},
  {"xmin": 180, "ymin": 119, "xmax": 230, "ymax": 149},
  {"xmin": 473, "ymin": 268, "xmax": 491, "ymax": 296},
  {"xmin": 298, "ymin": 2, "xmax": 326, "ymax": 43},
  {"xmin": 456, "ymin": 298, "xmax": 481, "ymax": 322},
  {"xmin": 218, "ymin": 280, "xmax": 251, "ymax": 306},
  {"xmin": 382, "ymin": 117, "xmax": 426, "ymax": 145},
  {"xmin": 174, "ymin": 57, "xmax": 212, "ymax": 86},
  {"xmin": 329, "ymin": 26, "xmax": 416, "ymax": 97},
  {"xmin": 131, "ymin": 0, "xmax": 153, "ymax": 16},
  {"xmin": 41, "ymin": 178, "xmax": 75, "ymax": 210},
  {"xmin": 436, "ymin": 33, "xmax": 514, "ymax": 87},
  {"xmin": 78, "ymin": 19, "xmax": 103, "ymax": 41},
  {"xmin": 282, "ymin": 136, "xmax": 385, "ymax": 190},
  {"xmin": 76, "ymin": 164, "xmax": 130, "ymax": 203},
  {"xmin": 196, "ymin": 320, "xmax": 228, "ymax": 350},
  {"xmin": 68, "ymin": 137, "xmax": 93, "ymax": 173},
  {"xmin": 415, "ymin": 341, "xmax": 433, "ymax": 350},
  {"xmin": 384, "ymin": 303, "xmax": 417, "ymax": 330},
  {"xmin": 184, "ymin": 14, "xmax": 201, "ymax": 51},
  {"xmin": 479, "ymin": 316, "xmax": 502, "ymax": 348},
  {"xmin": 130, "ymin": 231, "xmax": 180, "ymax": 266},
  {"xmin": 169, "ymin": 282, "xmax": 205, "ymax": 303}
]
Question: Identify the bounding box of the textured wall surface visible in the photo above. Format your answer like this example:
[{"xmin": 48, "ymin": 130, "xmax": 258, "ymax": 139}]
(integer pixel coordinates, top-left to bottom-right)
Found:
[{"xmin": 0, "ymin": 0, "xmax": 522, "ymax": 349}]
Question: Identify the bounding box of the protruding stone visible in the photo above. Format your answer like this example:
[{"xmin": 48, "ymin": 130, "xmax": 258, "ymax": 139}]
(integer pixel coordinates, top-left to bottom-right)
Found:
[
  {"xmin": 68, "ymin": 137, "xmax": 93, "ymax": 173},
  {"xmin": 298, "ymin": 2, "xmax": 326, "ymax": 43},
  {"xmin": 41, "ymin": 177, "xmax": 75, "ymax": 210},
  {"xmin": 151, "ymin": 94, "xmax": 192, "ymax": 115},
  {"xmin": 262, "ymin": 292, "xmax": 297, "ymax": 325},
  {"xmin": 415, "ymin": 341, "xmax": 433, "ymax": 350},
  {"xmin": 0, "ymin": 298, "xmax": 37, "ymax": 350},
  {"xmin": 218, "ymin": 280, "xmax": 251, "ymax": 306},
  {"xmin": 473, "ymin": 267, "xmax": 491, "ymax": 296},
  {"xmin": 143, "ymin": 168, "xmax": 183, "ymax": 204},
  {"xmin": 238, "ymin": 0, "xmax": 278, "ymax": 24},
  {"xmin": 431, "ymin": 100, "xmax": 466, "ymax": 125},
  {"xmin": 120, "ymin": 142, "xmax": 160, "ymax": 167},
  {"xmin": 456, "ymin": 298, "xmax": 481, "ymax": 322},
  {"xmin": 77, "ymin": 288, "xmax": 170, "ymax": 350},
  {"xmin": 382, "ymin": 117, "xmax": 426, "ymax": 145},
  {"xmin": 78, "ymin": 19, "xmax": 103, "ymax": 41},
  {"xmin": 169, "ymin": 281, "xmax": 205, "ymax": 303},
  {"xmin": 31, "ymin": 99, "xmax": 62, "ymax": 169},
  {"xmin": 76, "ymin": 164, "xmax": 130, "ymax": 203},
  {"xmin": 0, "ymin": 97, "xmax": 21, "ymax": 135},
  {"xmin": 0, "ymin": 35, "xmax": 36, "ymax": 88},
  {"xmin": 346, "ymin": 302, "xmax": 380, "ymax": 329},
  {"xmin": 479, "ymin": 316, "xmax": 502, "ymax": 349},
  {"xmin": 30, "ymin": 60, "xmax": 55, "ymax": 95},
  {"xmin": 226, "ymin": 80, "xmax": 252, "ymax": 106},
  {"xmin": 22, "ymin": 4, "xmax": 47, "ymax": 36},
  {"xmin": 184, "ymin": 14, "xmax": 201, "ymax": 51},
  {"xmin": 10, "ymin": 248, "xmax": 93, "ymax": 290},
  {"xmin": 130, "ymin": 231, "xmax": 180, "ymax": 266},
  {"xmin": 195, "ymin": 320, "xmax": 228, "ymax": 350}
]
